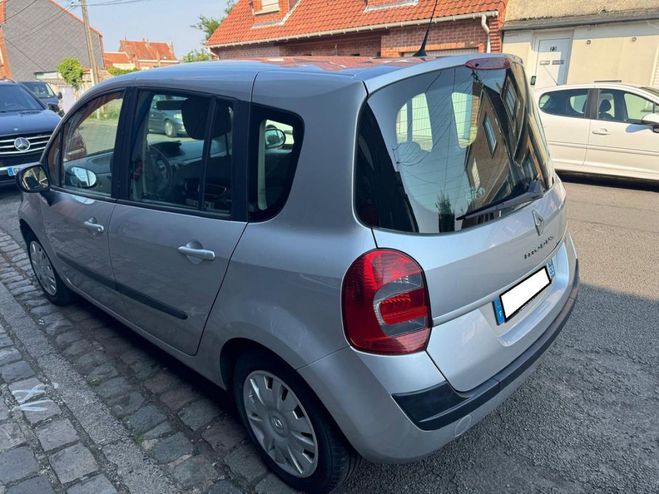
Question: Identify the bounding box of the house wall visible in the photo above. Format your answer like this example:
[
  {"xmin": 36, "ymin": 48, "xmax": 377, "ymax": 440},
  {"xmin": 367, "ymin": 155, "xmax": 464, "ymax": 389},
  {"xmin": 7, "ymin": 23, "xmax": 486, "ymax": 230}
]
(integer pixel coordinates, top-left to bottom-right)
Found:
[
  {"xmin": 503, "ymin": 21, "xmax": 659, "ymax": 87},
  {"xmin": 4, "ymin": 0, "xmax": 104, "ymax": 80},
  {"xmin": 211, "ymin": 18, "xmax": 497, "ymax": 59}
]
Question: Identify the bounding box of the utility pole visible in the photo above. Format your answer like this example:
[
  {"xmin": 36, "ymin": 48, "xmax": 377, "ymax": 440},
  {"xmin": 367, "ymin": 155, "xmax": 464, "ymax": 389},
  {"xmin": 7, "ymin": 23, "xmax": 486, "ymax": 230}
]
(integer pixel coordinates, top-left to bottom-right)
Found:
[{"xmin": 80, "ymin": 0, "xmax": 99, "ymax": 85}]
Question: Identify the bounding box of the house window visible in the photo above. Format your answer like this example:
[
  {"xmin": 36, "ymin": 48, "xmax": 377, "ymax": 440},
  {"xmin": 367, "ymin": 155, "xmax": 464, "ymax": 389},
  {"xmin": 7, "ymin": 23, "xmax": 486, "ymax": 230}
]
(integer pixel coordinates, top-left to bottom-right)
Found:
[{"xmin": 255, "ymin": 0, "xmax": 280, "ymax": 13}]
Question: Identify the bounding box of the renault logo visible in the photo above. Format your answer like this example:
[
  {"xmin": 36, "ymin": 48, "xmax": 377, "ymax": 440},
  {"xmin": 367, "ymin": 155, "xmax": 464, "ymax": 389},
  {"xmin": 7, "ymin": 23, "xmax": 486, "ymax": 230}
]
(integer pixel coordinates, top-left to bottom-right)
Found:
[
  {"xmin": 14, "ymin": 137, "xmax": 30, "ymax": 152},
  {"xmin": 533, "ymin": 210, "xmax": 545, "ymax": 236}
]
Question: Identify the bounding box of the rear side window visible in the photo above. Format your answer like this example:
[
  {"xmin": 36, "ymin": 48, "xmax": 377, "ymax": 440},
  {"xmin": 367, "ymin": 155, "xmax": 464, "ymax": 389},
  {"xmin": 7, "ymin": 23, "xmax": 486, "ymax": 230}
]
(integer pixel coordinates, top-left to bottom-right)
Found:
[
  {"xmin": 356, "ymin": 62, "xmax": 551, "ymax": 234},
  {"xmin": 128, "ymin": 91, "xmax": 233, "ymax": 215},
  {"xmin": 249, "ymin": 106, "xmax": 303, "ymax": 221},
  {"xmin": 539, "ymin": 89, "xmax": 589, "ymax": 118}
]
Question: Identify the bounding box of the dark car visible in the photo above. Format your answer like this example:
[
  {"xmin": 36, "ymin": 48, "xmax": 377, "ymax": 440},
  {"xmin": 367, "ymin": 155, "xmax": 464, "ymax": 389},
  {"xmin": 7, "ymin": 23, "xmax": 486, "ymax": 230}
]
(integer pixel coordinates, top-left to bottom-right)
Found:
[
  {"xmin": 147, "ymin": 95, "xmax": 188, "ymax": 137},
  {"xmin": 0, "ymin": 81, "xmax": 60, "ymax": 186},
  {"xmin": 19, "ymin": 81, "xmax": 63, "ymax": 115}
]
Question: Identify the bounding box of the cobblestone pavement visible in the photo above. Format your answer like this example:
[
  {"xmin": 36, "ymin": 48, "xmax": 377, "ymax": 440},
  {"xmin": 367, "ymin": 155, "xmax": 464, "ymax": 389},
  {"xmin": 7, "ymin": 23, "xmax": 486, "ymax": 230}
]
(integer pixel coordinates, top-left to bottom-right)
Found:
[{"xmin": 1, "ymin": 180, "xmax": 658, "ymax": 493}]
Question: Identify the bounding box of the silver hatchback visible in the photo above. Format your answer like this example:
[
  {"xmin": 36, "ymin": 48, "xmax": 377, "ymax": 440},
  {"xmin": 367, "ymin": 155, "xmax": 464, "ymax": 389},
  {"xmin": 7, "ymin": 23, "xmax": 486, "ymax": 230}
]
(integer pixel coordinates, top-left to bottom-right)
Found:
[{"xmin": 17, "ymin": 55, "xmax": 579, "ymax": 493}]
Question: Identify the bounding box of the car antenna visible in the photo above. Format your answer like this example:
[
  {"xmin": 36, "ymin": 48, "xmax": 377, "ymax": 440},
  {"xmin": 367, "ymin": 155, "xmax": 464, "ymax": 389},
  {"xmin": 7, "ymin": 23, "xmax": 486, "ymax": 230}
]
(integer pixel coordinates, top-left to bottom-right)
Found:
[{"xmin": 413, "ymin": 0, "xmax": 440, "ymax": 57}]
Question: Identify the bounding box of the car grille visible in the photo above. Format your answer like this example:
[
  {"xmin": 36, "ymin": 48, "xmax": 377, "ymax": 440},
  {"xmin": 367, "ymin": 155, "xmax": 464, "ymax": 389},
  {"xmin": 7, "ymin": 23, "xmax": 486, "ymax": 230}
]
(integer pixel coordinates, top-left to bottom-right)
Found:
[{"xmin": 0, "ymin": 133, "xmax": 51, "ymax": 156}]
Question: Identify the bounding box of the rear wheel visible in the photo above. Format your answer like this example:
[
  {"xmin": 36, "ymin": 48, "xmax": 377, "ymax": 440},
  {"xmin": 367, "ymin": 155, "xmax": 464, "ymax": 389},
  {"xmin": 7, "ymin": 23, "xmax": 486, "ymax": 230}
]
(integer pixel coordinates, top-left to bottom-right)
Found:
[
  {"xmin": 233, "ymin": 350, "xmax": 359, "ymax": 493},
  {"xmin": 26, "ymin": 234, "xmax": 74, "ymax": 306}
]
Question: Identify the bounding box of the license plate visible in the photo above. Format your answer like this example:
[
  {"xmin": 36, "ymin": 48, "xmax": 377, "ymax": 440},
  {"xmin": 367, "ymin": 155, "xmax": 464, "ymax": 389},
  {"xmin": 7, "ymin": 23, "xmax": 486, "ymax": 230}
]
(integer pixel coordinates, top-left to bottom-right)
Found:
[{"xmin": 493, "ymin": 264, "xmax": 552, "ymax": 324}]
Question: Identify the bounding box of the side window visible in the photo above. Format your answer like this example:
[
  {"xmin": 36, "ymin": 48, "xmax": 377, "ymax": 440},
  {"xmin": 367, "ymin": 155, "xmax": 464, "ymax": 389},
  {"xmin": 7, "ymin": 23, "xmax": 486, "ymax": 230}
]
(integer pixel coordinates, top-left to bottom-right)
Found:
[
  {"xmin": 623, "ymin": 92, "xmax": 656, "ymax": 123},
  {"xmin": 62, "ymin": 92, "xmax": 123, "ymax": 196},
  {"xmin": 249, "ymin": 107, "xmax": 303, "ymax": 221},
  {"xmin": 129, "ymin": 92, "xmax": 233, "ymax": 214},
  {"xmin": 539, "ymin": 89, "xmax": 589, "ymax": 118},
  {"xmin": 46, "ymin": 131, "xmax": 62, "ymax": 186},
  {"xmin": 596, "ymin": 91, "xmax": 619, "ymax": 122}
]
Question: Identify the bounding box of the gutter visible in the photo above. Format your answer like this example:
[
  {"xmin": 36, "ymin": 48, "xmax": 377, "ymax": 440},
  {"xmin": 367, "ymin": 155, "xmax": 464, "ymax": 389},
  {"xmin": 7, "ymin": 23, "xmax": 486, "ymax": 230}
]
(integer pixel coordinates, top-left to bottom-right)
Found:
[
  {"xmin": 503, "ymin": 9, "xmax": 659, "ymax": 31},
  {"xmin": 208, "ymin": 10, "xmax": 499, "ymax": 49}
]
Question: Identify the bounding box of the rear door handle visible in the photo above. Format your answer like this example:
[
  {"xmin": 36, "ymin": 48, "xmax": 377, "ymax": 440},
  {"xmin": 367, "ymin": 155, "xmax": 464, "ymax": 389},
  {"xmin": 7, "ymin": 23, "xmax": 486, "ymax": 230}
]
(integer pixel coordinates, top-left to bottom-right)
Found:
[
  {"xmin": 592, "ymin": 128, "xmax": 609, "ymax": 135},
  {"xmin": 178, "ymin": 244, "xmax": 216, "ymax": 262},
  {"xmin": 83, "ymin": 218, "xmax": 104, "ymax": 234}
]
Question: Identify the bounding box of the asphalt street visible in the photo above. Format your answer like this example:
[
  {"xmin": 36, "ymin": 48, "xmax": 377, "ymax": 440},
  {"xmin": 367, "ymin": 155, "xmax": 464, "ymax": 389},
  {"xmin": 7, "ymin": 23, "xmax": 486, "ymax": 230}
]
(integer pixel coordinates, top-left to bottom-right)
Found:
[{"xmin": 0, "ymin": 177, "xmax": 657, "ymax": 493}]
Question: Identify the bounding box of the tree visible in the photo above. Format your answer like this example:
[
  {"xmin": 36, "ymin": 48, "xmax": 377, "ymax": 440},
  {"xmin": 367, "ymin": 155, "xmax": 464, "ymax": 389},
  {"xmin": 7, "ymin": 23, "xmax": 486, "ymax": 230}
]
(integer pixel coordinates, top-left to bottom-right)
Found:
[
  {"xmin": 192, "ymin": 1, "xmax": 236, "ymax": 42},
  {"xmin": 182, "ymin": 49, "xmax": 213, "ymax": 63},
  {"xmin": 57, "ymin": 58, "xmax": 85, "ymax": 90}
]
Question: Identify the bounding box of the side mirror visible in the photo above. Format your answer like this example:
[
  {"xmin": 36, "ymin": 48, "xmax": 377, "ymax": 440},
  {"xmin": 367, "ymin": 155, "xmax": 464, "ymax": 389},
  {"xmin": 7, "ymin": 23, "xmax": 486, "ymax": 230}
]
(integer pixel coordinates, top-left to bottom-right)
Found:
[
  {"xmin": 57, "ymin": 91, "xmax": 63, "ymax": 100},
  {"xmin": 47, "ymin": 103, "xmax": 60, "ymax": 113},
  {"xmin": 16, "ymin": 164, "xmax": 50, "ymax": 193},
  {"xmin": 66, "ymin": 166, "xmax": 97, "ymax": 189},
  {"xmin": 641, "ymin": 113, "xmax": 659, "ymax": 131},
  {"xmin": 265, "ymin": 128, "xmax": 286, "ymax": 149}
]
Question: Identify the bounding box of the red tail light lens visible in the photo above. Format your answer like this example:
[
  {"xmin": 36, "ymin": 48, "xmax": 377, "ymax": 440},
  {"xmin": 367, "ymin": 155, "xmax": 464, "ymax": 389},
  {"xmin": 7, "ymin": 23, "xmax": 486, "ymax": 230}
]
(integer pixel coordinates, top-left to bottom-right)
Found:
[{"xmin": 342, "ymin": 249, "xmax": 431, "ymax": 355}]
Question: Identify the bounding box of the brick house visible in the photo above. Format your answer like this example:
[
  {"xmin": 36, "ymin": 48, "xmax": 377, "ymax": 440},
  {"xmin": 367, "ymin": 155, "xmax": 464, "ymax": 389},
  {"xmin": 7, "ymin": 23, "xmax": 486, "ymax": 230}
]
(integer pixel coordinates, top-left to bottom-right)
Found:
[
  {"xmin": 207, "ymin": 0, "xmax": 507, "ymax": 59},
  {"xmin": 117, "ymin": 39, "xmax": 179, "ymax": 70},
  {"xmin": 0, "ymin": 0, "xmax": 104, "ymax": 80}
]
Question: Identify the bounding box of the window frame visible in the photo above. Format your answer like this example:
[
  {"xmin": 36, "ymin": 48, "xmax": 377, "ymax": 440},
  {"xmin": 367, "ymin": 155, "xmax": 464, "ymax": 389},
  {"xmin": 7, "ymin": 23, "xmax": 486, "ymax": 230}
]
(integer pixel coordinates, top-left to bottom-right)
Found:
[
  {"xmin": 247, "ymin": 104, "xmax": 305, "ymax": 223},
  {"xmin": 46, "ymin": 89, "xmax": 129, "ymax": 202},
  {"xmin": 114, "ymin": 86, "xmax": 249, "ymax": 222}
]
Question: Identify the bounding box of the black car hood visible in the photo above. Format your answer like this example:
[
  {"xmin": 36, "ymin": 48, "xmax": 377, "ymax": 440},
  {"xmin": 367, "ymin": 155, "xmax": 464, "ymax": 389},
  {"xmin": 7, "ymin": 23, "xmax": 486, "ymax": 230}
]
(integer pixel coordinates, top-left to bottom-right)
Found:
[{"xmin": 0, "ymin": 110, "xmax": 60, "ymax": 136}]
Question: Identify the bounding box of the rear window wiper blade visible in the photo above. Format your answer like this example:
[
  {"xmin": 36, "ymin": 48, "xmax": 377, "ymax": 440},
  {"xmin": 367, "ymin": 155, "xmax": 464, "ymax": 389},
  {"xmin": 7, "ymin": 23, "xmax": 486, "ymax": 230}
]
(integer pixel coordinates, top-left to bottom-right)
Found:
[{"xmin": 456, "ymin": 180, "xmax": 544, "ymax": 222}]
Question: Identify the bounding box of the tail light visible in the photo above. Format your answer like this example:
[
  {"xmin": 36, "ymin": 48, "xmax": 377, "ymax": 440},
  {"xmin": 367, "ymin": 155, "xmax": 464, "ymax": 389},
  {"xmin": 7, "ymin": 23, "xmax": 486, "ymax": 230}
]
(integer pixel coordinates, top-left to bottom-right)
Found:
[{"xmin": 342, "ymin": 249, "xmax": 431, "ymax": 355}]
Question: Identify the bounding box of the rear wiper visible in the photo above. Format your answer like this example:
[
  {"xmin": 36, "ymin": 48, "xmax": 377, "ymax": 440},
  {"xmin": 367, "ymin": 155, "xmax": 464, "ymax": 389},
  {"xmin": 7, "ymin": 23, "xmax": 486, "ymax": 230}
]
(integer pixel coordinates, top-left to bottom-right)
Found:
[{"xmin": 456, "ymin": 179, "xmax": 544, "ymax": 221}]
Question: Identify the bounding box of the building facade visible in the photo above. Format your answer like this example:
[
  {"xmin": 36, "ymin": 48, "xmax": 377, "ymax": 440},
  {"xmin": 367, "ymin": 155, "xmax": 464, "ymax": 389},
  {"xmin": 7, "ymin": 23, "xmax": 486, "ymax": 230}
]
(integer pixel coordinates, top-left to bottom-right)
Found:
[
  {"xmin": 208, "ymin": 0, "xmax": 507, "ymax": 59},
  {"xmin": 502, "ymin": 0, "xmax": 659, "ymax": 89},
  {"xmin": 0, "ymin": 0, "xmax": 104, "ymax": 80}
]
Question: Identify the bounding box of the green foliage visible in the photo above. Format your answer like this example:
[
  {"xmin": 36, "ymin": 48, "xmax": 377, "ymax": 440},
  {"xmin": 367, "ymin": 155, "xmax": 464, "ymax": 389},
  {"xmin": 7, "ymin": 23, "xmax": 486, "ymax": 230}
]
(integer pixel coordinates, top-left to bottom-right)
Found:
[
  {"xmin": 107, "ymin": 66, "xmax": 138, "ymax": 77},
  {"xmin": 57, "ymin": 58, "xmax": 85, "ymax": 89},
  {"xmin": 182, "ymin": 49, "xmax": 213, "ymax": 63},
  {"xmin": 192, "ymin": 15, "xmax": 221, "ymax": 42}
]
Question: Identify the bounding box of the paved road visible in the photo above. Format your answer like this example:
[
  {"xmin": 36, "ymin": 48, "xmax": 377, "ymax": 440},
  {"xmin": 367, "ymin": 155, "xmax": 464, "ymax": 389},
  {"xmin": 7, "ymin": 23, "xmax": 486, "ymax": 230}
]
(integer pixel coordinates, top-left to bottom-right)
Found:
[{"xmin": 0, "ymin": 178, "xmax": 657, "ymax": 493}]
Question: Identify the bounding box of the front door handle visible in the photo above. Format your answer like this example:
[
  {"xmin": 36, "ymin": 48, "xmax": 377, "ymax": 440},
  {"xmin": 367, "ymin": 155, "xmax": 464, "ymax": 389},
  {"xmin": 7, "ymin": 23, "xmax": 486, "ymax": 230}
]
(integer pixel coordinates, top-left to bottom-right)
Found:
[
  {"xmin": 178, "ymin": 242, "xmax": 216, "ymax": 263},
  {"xmin": 592, "ymin": 128, "xmax": 609, "ymax": 135},
  {"xmin": 83, "ymin": 218, "xmax": 104, "ymax": 234}
]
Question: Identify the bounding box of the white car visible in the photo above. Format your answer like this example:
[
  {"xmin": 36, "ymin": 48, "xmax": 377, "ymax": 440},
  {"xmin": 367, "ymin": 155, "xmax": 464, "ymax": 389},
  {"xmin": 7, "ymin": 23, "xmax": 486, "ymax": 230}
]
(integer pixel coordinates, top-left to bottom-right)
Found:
[{"xmin": 536, "ymin": 83, "xmax": 659, "ymax": 182}]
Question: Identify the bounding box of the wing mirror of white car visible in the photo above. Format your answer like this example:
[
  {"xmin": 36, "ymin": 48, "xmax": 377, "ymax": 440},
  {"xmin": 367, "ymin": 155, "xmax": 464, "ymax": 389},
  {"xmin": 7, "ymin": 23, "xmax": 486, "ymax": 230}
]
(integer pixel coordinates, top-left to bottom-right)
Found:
[{"xmin": 641, "ymin": 113, "xmax": 659, "ymax": 132}]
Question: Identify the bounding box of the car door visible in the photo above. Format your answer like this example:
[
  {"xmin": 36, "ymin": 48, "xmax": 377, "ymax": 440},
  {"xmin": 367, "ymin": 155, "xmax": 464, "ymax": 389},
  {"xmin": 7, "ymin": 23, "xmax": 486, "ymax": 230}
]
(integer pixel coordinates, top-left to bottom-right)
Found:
[
  {"xmin": 108, "ymin": 90, "xmax": 247, "ymax": 355},
  {"xmin": 537, "ymin": 88, "xmax": 591, "ymax": 172},
  {"xmin": 586, "ymin": 88, "xmax": 659, "ymax": 180},
  {"xmin": 40, "ymin": 91, "xmax": 125, "ymax": 308}
]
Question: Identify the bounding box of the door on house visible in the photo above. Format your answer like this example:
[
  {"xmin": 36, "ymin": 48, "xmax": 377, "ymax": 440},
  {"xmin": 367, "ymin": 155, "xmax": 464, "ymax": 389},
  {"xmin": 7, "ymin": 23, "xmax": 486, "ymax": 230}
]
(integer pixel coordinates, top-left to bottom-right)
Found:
[{"xmin": 534, "ymin": 37, "xmax": 572, "ymax": 89}]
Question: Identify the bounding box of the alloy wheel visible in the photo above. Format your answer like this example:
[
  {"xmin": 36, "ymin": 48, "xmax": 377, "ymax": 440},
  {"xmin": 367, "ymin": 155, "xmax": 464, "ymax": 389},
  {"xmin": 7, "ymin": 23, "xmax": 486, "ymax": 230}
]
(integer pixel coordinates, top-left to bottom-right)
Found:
[
  {"xmin": 29, "ymin": 241, "xmax": 57, "ymax": 296},
  {"xmin": 243, "ymin": 370, "xmax": 319, "ymax": 478}
]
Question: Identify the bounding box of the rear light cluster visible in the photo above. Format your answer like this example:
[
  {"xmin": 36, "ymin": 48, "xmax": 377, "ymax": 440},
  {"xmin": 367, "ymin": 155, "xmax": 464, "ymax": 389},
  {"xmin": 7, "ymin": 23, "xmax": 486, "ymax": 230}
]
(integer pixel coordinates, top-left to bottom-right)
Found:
[{"xmin": 342, "ymin": 249, "xmax": 431, "ymax": 355}]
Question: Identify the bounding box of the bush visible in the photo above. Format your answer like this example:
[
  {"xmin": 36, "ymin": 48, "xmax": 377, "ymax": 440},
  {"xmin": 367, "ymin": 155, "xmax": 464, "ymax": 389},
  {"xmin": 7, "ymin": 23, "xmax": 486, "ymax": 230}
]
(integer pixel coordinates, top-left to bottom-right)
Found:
[
  {"xmin": 107, "ymin": 66, "xmax": 138, "ymax": 77},
  {"xmin": 57, "ymin": 58, "xmax": 85, "ymax": 89}
]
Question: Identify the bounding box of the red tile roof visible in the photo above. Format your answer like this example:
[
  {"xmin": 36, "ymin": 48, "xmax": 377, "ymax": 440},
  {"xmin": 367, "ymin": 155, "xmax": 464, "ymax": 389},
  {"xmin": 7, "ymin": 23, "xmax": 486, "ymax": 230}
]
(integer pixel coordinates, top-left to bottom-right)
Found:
[
  {"xmin": 208, "ymin": 0, "xmax": 502, "ymax": 47},
  {"xmin": 103, "ymin": 51, "xmax": 132, "ymax": 67},
  {"xmin": 119, "ymin": 39, "xmax": 177, "ymax": 62}
]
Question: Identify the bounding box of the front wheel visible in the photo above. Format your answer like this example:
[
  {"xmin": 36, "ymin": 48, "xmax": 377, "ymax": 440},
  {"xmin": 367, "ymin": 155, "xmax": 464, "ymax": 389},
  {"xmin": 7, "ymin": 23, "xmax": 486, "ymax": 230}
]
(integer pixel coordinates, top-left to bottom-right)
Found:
[
  {"xmin": 233, "ymin": 351, "xmax": 359, "ymax": 493},
  {"xmin": 27, "ymin": 234, "xmax": 75, "ymax": 306}
]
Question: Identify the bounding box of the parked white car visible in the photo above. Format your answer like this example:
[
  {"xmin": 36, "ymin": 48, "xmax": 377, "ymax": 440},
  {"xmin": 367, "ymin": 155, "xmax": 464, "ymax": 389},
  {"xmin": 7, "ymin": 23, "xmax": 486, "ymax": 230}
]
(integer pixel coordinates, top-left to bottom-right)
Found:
[{"xmin": 535, "ymin": 83, "xmax": 659, "ymax": 182}]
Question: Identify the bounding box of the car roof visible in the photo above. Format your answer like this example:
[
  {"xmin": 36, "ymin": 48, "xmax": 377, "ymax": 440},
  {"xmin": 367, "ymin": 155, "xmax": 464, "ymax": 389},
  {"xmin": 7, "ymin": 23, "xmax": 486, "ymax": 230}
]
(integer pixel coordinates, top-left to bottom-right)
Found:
[{"xmin": 96, "ymin": 54, "xmax": 515, "ymax": 94}]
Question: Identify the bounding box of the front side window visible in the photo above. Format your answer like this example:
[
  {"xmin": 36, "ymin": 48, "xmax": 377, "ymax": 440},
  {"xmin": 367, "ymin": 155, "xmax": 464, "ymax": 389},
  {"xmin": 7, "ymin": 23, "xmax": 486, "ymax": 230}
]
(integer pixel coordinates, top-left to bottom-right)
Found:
[
  {"xmin": 356, "ymin": 62, "xmax": 552, "ymax": 234},
  {"xmin": 539, "ymin": 89, "xmax": 589, "ymax": 118},
  {"xmin": 623, "ymin": 92, "xmax": 657, "ymax": 123},
  {"xmin": 62, "ymin": 92, "xmax": 124, "ymax": 196},
  {"xmin": 129, "ymin": 92, "xmax": 233, "ymax": 214},
  {"xmin": 249, "ymin": 107, "xmax": 303, "ymax": 221}
]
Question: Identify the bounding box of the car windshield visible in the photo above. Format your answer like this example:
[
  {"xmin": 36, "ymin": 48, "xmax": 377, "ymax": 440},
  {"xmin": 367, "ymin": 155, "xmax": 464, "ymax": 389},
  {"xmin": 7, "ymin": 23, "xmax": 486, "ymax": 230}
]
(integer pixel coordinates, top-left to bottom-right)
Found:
[
  {"xmin": 356, "ymin": 59, "xmax": 553, "ymax": 234},
  {"xmin": 21, "ymin": 81, "xmax": 56, "ymax": 98},
  {"xmin": 0, "ymin": 85, "xmax": 44, "ymax": 112},
  {"xmin": 641, "ymin": 87, "xmax": 659, "ymax": 100}
]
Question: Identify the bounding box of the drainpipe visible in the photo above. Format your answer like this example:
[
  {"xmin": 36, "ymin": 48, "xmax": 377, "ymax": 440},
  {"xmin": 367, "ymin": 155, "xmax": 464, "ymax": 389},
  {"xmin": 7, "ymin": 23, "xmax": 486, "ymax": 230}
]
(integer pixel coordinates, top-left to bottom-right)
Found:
[{"xmin": 481, "ymin": 14, "xmax": 491, "ymax": 53}]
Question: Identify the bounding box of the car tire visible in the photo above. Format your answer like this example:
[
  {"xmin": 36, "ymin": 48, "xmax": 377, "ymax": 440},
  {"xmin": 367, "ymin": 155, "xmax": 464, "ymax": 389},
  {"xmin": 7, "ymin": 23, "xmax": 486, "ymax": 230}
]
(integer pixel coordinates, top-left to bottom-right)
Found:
[
  {"xmin": 26, "ymin": 233, "xmax": 75, "ymax": 306},
  {"xmin": 233, "ymin": 350, "xmax": 360, "ymax": 494},
  {"xmin": 164, "ymin": 120, "xmax": 176, "ymax": 138}
]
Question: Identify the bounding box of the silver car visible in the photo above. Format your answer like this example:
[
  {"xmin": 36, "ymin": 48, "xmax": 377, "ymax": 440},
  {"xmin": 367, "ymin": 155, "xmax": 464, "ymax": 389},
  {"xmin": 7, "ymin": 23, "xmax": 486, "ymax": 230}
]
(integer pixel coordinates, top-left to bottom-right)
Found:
[{"xmin": 16, "ymin": 55, "xmax": 579, "ymax": 493}]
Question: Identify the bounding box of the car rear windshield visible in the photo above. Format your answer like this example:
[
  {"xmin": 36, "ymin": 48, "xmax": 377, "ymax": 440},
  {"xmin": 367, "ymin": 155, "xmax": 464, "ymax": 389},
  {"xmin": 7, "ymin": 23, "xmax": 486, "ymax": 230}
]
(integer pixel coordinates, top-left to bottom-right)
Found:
[{"xmin": 356, "ymin": 60, "xmax": 553, "ymax": 234}]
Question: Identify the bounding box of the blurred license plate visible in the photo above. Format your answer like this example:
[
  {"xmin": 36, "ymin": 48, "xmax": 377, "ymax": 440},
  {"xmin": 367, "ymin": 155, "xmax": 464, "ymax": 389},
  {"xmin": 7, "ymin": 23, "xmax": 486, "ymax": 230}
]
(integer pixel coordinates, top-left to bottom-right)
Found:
[{"xmin": 498, "ymin": 267, "xmax": 551, "ymax": 321}]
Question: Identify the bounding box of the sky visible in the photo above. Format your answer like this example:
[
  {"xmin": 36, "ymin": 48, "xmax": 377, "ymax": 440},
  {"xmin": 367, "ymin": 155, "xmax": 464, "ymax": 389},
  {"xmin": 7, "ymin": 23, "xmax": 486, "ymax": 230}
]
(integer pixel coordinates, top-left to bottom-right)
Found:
[{"xmin": 59, "ymin": 0, "xmax": 232, "ymax": 58}]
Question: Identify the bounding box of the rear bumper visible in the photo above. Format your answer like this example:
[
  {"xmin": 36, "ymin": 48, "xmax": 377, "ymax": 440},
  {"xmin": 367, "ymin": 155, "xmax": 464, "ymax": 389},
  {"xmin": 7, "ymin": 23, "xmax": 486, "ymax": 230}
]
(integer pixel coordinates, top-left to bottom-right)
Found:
[{"xmin": 394, "ymin": 260, "xmax": 579, "ymax": 430}]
